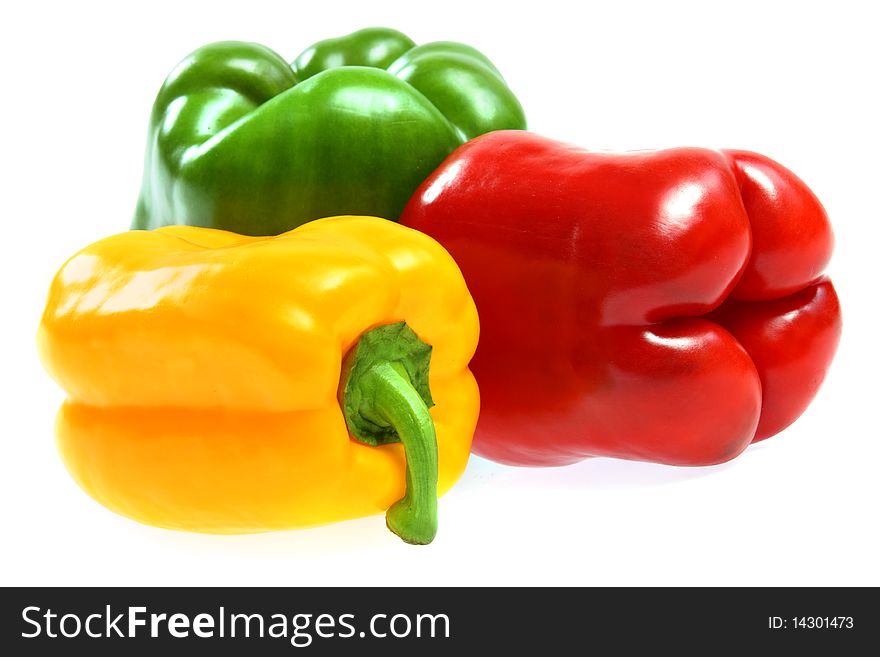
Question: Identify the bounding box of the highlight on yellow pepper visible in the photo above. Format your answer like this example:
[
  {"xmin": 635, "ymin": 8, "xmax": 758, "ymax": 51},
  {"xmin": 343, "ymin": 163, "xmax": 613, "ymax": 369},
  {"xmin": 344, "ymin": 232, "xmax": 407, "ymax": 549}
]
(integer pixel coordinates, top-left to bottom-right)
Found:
[{"xmin": 37, "ymin": 216, "xmax": 480, "ymax": 544}]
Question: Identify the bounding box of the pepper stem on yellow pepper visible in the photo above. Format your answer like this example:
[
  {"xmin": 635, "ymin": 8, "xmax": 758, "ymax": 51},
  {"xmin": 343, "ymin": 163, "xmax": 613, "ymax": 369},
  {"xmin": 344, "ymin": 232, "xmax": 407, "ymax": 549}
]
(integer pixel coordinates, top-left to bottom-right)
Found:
[{"xmin": 341, "ymin": 323, "xmax": 438, "ymax": 544}]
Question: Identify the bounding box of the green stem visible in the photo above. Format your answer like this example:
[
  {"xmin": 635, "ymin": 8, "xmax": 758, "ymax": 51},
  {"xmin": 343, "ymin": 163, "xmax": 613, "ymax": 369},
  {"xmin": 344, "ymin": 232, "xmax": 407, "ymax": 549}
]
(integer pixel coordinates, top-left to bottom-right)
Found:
[
  {"xmin": 341, "ymin": 322, "xmax": 438, "ymax": 545},
  {"xmin": 357, "ymin": 362, "xmax": 438, "ymax": 544}
]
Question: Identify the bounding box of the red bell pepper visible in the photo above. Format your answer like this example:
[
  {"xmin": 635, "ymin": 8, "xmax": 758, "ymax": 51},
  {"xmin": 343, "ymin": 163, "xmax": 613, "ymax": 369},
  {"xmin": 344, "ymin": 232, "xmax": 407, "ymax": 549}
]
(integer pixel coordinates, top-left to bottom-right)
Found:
[{"xmin": 401, "ymin": 131, "xmax": 841, "ymax": 466}]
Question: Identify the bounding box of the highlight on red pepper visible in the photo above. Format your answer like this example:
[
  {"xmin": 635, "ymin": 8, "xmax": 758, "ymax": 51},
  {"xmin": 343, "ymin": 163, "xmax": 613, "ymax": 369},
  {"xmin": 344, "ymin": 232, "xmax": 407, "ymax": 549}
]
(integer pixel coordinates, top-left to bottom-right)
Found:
[{"xmin": 401, "ymin": 131, "xmax": 841, "ymax": 467}]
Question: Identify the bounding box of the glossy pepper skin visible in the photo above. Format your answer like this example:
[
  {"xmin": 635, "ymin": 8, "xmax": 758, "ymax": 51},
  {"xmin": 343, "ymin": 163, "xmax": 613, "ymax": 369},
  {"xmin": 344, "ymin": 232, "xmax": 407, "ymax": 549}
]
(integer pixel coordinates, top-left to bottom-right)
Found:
[
  {"xmin": 37, "ymin": 217, "xmax": 479, "ymax": 543},
  {"xmin": 133, "ymin": 27, "xmax": 525, "ymax": 236},
  {"xmin": 401, "ymin": 131, "xmax": 841, "ymax": 467}
]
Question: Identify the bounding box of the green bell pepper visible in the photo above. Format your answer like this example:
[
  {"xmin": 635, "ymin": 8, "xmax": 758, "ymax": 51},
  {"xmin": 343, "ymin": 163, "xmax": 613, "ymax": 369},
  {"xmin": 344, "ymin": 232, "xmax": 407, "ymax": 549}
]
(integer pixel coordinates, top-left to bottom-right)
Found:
[{"xmin": 133, "ymin": 27, "xmax": 526, "ymax": 235}]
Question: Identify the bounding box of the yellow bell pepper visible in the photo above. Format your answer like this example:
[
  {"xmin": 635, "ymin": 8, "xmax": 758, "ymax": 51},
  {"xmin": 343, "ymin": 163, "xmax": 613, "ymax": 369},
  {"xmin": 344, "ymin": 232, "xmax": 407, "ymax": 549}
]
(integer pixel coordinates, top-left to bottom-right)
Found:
[{"xmin": 37, "ymin": 216, "xmax": 480, "ymax": 544}]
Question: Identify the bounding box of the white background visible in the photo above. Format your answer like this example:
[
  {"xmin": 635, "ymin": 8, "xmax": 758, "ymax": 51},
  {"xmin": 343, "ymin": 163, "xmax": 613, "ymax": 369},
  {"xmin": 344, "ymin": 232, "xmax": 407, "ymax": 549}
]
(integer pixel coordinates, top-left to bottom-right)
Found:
[{"xmin": 2, "ymin": 0, "xmax": 877, "ymax": 586}]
